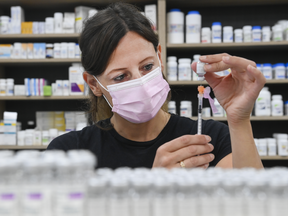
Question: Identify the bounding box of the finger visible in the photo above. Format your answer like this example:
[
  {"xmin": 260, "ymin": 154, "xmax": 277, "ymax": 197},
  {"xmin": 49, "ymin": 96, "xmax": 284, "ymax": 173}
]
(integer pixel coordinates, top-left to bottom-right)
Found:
[
  {"xmin": 199, "ymin": 53, "xmax": 231, "ymax": 63},
  {"xmin": 203, "ymin": 60, "xmax": 230, "ymax": 73},
  {"xmin": 196, "ymin": 163, "xmax": 209, "ymax": 169},
  {"xmin": 160, "ymin": 135, "xmax": 211, "ymax": 152},
  {"xmin": 222, "ymin": 56, "xmax": 256, "ymax": 73},
  {"xmin": 247, "ymin": 64, "xmax": 266, "ymax": 85},
  {"xmin": 191, "ymin": 61, "xmax": 197, "ymax": 72},
  {"xmin": 178, "ymin": 154, "xmax": 215, "ymax": 168},
  {"xmin": 172, "ymin": 144, "xmax": 214, "ymax": 162}
]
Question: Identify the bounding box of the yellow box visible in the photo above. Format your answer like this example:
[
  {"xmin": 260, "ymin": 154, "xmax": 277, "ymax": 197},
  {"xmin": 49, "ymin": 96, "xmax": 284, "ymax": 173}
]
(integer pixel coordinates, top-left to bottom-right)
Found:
[{"xmin": 21, "ymin": 22, "xmax": 33, "ymax": 34}]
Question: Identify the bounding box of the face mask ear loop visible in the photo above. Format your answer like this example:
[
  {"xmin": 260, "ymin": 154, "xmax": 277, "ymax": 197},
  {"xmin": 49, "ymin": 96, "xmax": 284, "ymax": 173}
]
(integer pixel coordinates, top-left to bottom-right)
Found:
[{"xmin": 93, "ymin": 75, "xmax": 113, "ymax": 109}]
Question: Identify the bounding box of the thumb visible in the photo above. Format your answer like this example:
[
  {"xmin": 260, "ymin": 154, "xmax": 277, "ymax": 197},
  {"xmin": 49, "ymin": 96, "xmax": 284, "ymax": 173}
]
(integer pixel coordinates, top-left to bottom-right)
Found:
[{"xmin": 191, "ymin": 61, "xmax": 197, "ymax": 72}]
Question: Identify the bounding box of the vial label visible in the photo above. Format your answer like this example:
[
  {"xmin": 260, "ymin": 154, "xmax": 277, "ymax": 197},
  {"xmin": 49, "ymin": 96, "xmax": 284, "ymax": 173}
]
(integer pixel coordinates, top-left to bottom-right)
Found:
[
  {"xmin": 246, "ymin": 199, "xmax": 267, "ymax": 216},
  {"xmin": 176, "ymin": 198, "xmax": 198, "ymax": 216},
  {"xmin": 22, "ymin": 193, "xmax": 44, "ymax": 216},
  {"xmin": 131, "ymin": 198, "xmax": 150, "ymax": 216},
  {"xmin": 269, "ymin": 198, "xmax": 288, "ymax": 215},
  {"xmin": 200, "ymin": 197, "xmax": 220, "ymax": 216},
  {"xmin": 168, "ymin": 107, "xmax": 176, "ymax": 114},
  {"xmin": 168, "ymin": 24, "xmax": 184, "ymax": 33},
  {"xmin": 180, "ymin": 107, "xmax": 189, "ymax": 117},
  {"xmin": 223, "ymin": 197, "xmax": 243, "ymax": 216},
  {"xmin": 273, "ymin": 32, "xmax": 283, "ymax": 41},
  {"xmin": 223, "ymin": 32, "xmax": 233, "ymax": 42},
  {"xmin": 212, "ymin": 29, "xmax": 221, "ymax": 39},
  {"xmin": 46, "ymin": 49, "xmax": 53, "ymax": 58},
  {"xmin": 262, "ymin": 32, "xmax": 270, "ymax": 42},
  {"xmin": 88, "ymin": 198, "xmax": 106, "ymax": 216},
  {"xmin": 213, "ymin": 104, "xmax": 224, "ymax": 117},
  {"xmin": 201, "ymin": 33, "xmax": 211, "ymax": 43},
  {"xmin": 272, "ymin": 103, "xmax": 283, "ymax": 115},
  {"xmin": 56, "ymin": 192, "xmax": 85, "ymax": 216},
  {"xmin": 268, "ymin": 145, "xmax": 276, "ymax": 156},
  {"xmin": 244, "ymin": 33, "xmax": 252, "ymax": 42},
  {"xmin": 235, "ymin": 35, "xmax": 243, "ymax": 42},
  {"xmin": 54, "ymin": 50, "xmax": 61, "ymax": 58}
]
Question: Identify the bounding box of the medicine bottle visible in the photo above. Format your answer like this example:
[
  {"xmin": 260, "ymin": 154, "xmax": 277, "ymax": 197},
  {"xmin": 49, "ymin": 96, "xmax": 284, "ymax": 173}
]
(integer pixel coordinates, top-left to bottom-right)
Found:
[
  {"xmin": 274, "ymin": 63, "xmax": 285, "ymax": 79},
  {"xmin": 6, "ymin": 78, "xmax": 14, "ymax": 96},
  {"xmin": 75, "ymin": 43, "xmax": 81, "ymax": 58},
  {"xmin": 256, "ymin": 64, "xmax": 262, "ymax": 73},
  {"xmin": 202, "ymin": 107, "xmax": 211, "ymax": 117},
  {"xmin": 192, "ymin": 54, "xmax": 200, "ymax": 81},
  {"xmin": 271, "ymin": 95, "xmax": 283, "ymax": 116},
  {"xmin": 68, "ymin": 42, "xmax": 75, "ymax": 58},
  {"xmin": 243, "ymin": 25, "xmax": 252, "ymax": 42},
  {"xmin": 42, "ymin": 131, "xmax": 49, "ymax": 145},
  {"xmin": 24, "ymin": 129, "xmax": 34, "ymax": 145},
  {"xmin": 252, "ymin": 26, "xmax": 261, "ymax": 42},
  {"xmin": 167, "ymin": 56, "xmax": 178, "ymax": 81},
  {"xmin": 277, "ymin": 134, "xmax": 288, "ymax": 156},
  {"xmin": 201, "ymin": 27, "xmax": 211, "ymax": 43},
  {"xmin": 266, "ymin": 138, "xmax": 277, "ymax": 156},
  {"xmin": 212, "ymin": 22, "xmax": 222, "ymax": 43},
  {"xmin": 262, "ymin": 26, "xmax": 271, "ymax": 42},
  {"xmin": 255, "ymin": 87, "xmax": 271, "ymax": 116},
  {"xmin": 180, "ymin": 101, "xmax": 192, "ymax": 117},
  {"xmin": 285, "ymin": 101, "xmax": 288, "ymax": 116},
  {"xmin": 46, "ymin": 44, "xmax": 54, "ymax": 58},
  {"xmin": 234, "ymin": 29, "xmax": 243, "ymax": 43},
  {"xmin": 54, "ymin": 43, "xmax": 61, "ymax": 58},
  {"xmin": 272, "ymin": 25, "xmax": 283, "ymax": 41},
  {"xmin": 286, "ymin": 63, "xmax": 288, "ymax": 78},
  {"xmin": 213, "ymin": 98, "xmax": 224, "ymax": 117},
  {"xmin": 168, "ymin": 101, "xmax": 176, "ymax": 114},
  {"xmin": 186, "ymin": 11, "xmax": 201, "ymax": 43},
  {"xmin": 0, "ymin": 79, "xmax": 6, "ymax": 96},
  {"xmin": 167, "ymin": 9, "xmax": 184, "ymax": 44},
  {"xmin": 60, "ymin": 42, "xmax": 68, "ymax": 58},
  {"xmin": 13, "ymin": 42, "xmax": 21, "ymax": 59},
  {"xmin": 257, "ymin": 139, "xmax": 267, "ymax": 156},
  {"xmin": 223, "ymin": 26, "xmax": 233, "ymax": 43},
  {"xmin": 54, "ymin": 12, "xmax": 63, "ymax": 33},
  {"xmin": 0, "ymin": 16, "xmax": 10, "ymax": 34},
  {"xmin": 178, "ymin": 58, "xmax": 192, "ymax": 81},
  {"xmin": 49, "ymin": 128, "xmax": 58, "ymax": 142},
  {"xmin": 262, "ymin": 63, "xmax": 272, "ymax": 79},
  {"xmin": 45, "ymin": 17, "xmax": 54, "ymax": 34}
]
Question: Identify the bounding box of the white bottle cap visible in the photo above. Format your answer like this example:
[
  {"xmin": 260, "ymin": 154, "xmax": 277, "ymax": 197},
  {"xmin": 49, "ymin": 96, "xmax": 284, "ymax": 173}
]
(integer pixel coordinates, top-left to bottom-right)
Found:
[
  {"xmin": 178, "ymin": 58, "xmax": 191, "ymax": 64},
  {"xmin": 168, "ymin": 101, "xmax": 176, "ymax": 107},
  {"xmin": 167, "ymin": 56, "xmax": 177, "ymax": 62},
  {"xmin": 243, "ymin": 25, "xmax": 252, "ymax": 31},
  {"xmin": 272, "ymin": 95, "xmax": 282, "ymax": 100},
  {"xmin": 202, "ymin": 27, "xmax": 211, "ymax": 33},
  {"xmin": 193, "ymin": 54, "xmax": 201, "ymax": 60},
  {"xmin": 223, "ymin": 26, "xmax": 233, "ymax": 32},
  {"xmin": 54, "ymin": 12, "xmax": 63, "ymax": 19},
  {"xmin": 234, "ymin": 29, "xmax": 243, "ymax": 34},
  {"xmin": 45, "ymin": 17, "xmax": 54, "ymax": 22},
  {"xmin": 180, "ymin": 101, "xmax": 192, "ymax": 106}
]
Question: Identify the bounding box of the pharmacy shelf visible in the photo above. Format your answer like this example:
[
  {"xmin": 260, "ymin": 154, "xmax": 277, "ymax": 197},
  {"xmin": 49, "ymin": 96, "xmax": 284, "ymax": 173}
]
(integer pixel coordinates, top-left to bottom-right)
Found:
[
  {"xmin": 166, "ymin": 0, "xmax": 288, "ymax": 6},
  {"xmin": 169, "ymin": 80, "xmax": 288, "ymax": 86},
  {"xmin": 0, "ymin": 96, "xmax": 88, "ymax": 100},
  {"xmin": 0, "ymin": 33, "xmax": 80, "ymax": 40},
  {"xmin": 0, "ymin": 58, "xmax": 81, "ymax": 65},
  {"xmin": 0, "ymin": 145, "xmax": 47, "ymax": 150},
  {"xmin": 260, "ymin": 156, "xmax": 288, "ymax": 160},
  {"xmin": 191, "ymin": 116, "xmax": 288, "ymax": 121}
]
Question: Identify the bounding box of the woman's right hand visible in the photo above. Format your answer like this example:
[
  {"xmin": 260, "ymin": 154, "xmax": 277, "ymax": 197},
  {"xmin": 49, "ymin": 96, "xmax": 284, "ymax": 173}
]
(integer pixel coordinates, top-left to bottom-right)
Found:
[{"xmin": 152, "ymin": 135, "xmax": 215, "ymax": 169}]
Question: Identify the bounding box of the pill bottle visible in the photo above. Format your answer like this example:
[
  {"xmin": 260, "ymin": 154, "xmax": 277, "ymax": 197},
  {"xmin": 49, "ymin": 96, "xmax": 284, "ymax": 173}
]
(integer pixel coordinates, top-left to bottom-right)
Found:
[
  {"xmin": 6, "ymin": 78, "xmax": 14, "ymax": 96},
  {"xmin": 272, "ymin": 25, "xmax": 283, "ymax": 41},
  {"xmin": 54, "ymin": 12, "xmax": 63, "ymax": 33},
  {"xmin": 202, "ymin": 107, "xmax": 211, "ymax": 117},
  {"xmin": 234, "ymin": 29, "xmax": 243, "ymax": 43},
  {"xmin": 274, "ymin": 63, "xmax": 285, "ymax": 79},
  {"xmin": 256, "ymin": 64, "xmax": 262, "ymax": 73},
  {"xmin": 54, "ymin": 43, "xmax": 61, "ymax": 58},
  {"xmin": 49, "ymin": 128, "xmax": 58, "ymax": 142},
  {"xmin": 212, "ymin": 22, "xmax": 222, "ymax": 43},
  {"xmin": 46, "ymin": 44, "xmax": 54, "ymax": 58},
  {"xmin": 60, "ymin": 42, "xmax": 68, "ymax": 58},
  {"xmin": 178, "ymin": 58, "xmax": 192, "ymax": 81},
  {"xmin": 286, "ymin": 63, "xmax": 288, "ymax": 78},
  {"xmin": 271, "ymin": 95, "xmax": 283, "ymax": 116},
  {"xmin": 167, "ymin": 9, "xmax": 184, "ymax": 44},
  {"xmin": 13, "ymin": 42, "xmax": 22, "ymax": 59},
  {"xmin": 192, "ymin": 54, "xmax": 201, "ymax": 81},
  {"xmin": 42, "ymin": 131, "xmax": 49, "ymax": 145},
  {"xmin": 24, "ymin": 129, "xmax": 34, "ymax": 145},
  {"xmin": 255, "ymin": 87, "xmax": 271, "ymax": 116},
  {"xmin": 68, "ymin": 42, "xmax": 75, "ymax": 58},
  {"xmin": 180, "ymin": 101, "xmax": 192, "ymax": 117},
  {"xmin": 266, "ymin": 138, "xmax": 277, "ymax": 156},
  {"xmin": 0, "ymin": 79, "xmax": 6, "ymax": 96},
  {"xmin": 262, "ymin": 26, "xmax": 271, "ymax": 42},
  {"xmin": 186, "ymin": 11, "xmax": 201, "ymax": 43},
  {"xmin": 213, "ymin": 98, "xmax": 224, "ymax": 117},
  {"xmin": 252, "ymin": 26, "xmax": 261, "ymax": 42},
  {"xmin": 257, "ymin": 139, "xmax": 267, "ymax": 156},
  {"xmin": 262, "ymin": 63, "xmax": 272, "ymax": 80},
  {"xmin": 88, "ymin": 9, "xmax": 98, "ymax": 18},
  {"xmin": 285, "ymin": 101, "xmax": 288, "ymax": 116},
  {"xmin": 201, "ymin": 27, "xmax": 211, "ymax": 43},
  {"xmin": 243, "ymin": 25, "xmax": 252, "ymax": 42},
  {"xmin": 277, "ymin": 134, "xmax": 288, "ymax": 156},
  {"xmin": 0, "ymin": 16, "xmax": 10, "ymax": 34},
  {"xmin": 167, "ymin": 56, "xmax": 178, "ymax": 81},
  {"xmin": 168, "ymin": 101, "xmax": 176, "ymax": 114},
  {"xmin": 45, "ymin": 17, "xmax": 54, "ymax": 34},
  {"xmin": 63, "ymin": 80, "xmax": 69, "ymax": 96},
  {"xmin": 17, "ymin": 131, "xmax": 25, "ymax": 146},
  {"xmin": 75, "ymin": 43, "xmax": 80, "ymax": 58},
  {"xmin": 223, "ymin": 26, "xmax": 233, "ymax": 43}
]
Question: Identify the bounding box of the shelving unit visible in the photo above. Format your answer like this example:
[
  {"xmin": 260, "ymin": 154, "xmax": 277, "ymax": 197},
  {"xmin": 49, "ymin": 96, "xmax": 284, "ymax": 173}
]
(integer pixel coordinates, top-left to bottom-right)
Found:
[
  {"xmin": 0, "ymin": 96, "xmax": 88, "ymax": 100},
  {"xmin": 191, "ymin": 116, "xmax": 288, "ymax": 121},
  {"xmin": 0, "ymin": 59, "xmax": 81, "ymax": 64},
  {"xmin": 169, "ymin": 80, "xmax": 288, "ymax": 86},
  {"xmin": 0, "ymin": 33, "xmax": 80, "ymax": 40},
  {"xmin": 0, "ymin": 145, "xmax": 47, "ymax": 150}
]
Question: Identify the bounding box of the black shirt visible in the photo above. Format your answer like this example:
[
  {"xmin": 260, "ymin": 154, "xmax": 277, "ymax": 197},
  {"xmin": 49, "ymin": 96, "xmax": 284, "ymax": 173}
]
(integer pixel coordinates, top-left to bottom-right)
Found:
[{"xmin": 47, "ymin": 114, "xmax": 231, "ymax": 169}]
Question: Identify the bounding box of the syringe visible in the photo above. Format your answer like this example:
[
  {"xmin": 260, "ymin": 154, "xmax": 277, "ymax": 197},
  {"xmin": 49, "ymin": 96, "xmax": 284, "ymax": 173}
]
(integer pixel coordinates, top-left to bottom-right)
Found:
[{"xmin": 197, "ymin": 85, "xmax": 205, "ymax": 135}]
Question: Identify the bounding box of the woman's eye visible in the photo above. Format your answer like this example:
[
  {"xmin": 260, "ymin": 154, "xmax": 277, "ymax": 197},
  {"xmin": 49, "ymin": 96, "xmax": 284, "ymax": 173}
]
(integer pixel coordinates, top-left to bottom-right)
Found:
[
  {"xmin": 114, "ymin": 74, "xmax": 125, "ymax": 81},
  {"xmin": 144, "ymin": 64, "xmax": 153, "ymax": 71}
]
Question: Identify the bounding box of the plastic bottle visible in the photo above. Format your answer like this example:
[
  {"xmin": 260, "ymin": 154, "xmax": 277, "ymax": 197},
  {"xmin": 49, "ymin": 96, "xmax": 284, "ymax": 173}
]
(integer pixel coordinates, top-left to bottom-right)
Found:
[
  {"xmin": 234, "ymin": 29, "xmax": 243, "ymax": 43},
  {"xmin": 24, "ymin": 130, "xmax": 34, "ymax": 145},
  {"xmin": 285, "ymin": 101, "xmax": 288, "ymax": 116},
  {"xmin": 60, "ymin": 42, "xmax": 68, "ymax": 58},
  {"xmin": 168, "ymin": 101, "xmax": 176, "ymax": 114},
  {"xmin": 68, "ymin": 42, "xmax": 75, "ymax": 58},
  {"xmin": 192, "ymin": 54, "xmax": 201, "ymax": 81},
  {"xmin": 178, "ymin": 58, "xmax": 192, "ymax": 81},
  {"xmin": 46, "ymin": 43, "xmax": 54, "ymax": 58},
  {"xmin": 267, "ymin": 138, "xmax": 277, "ymax": 156},
  {"xmin": 286, "ymin": 63, "xmax": 288, "ymax": 78},
  {"xmin": 49, "ymin": 128, "xmax": 58, "ymax": 142},
  {"xmin": 256, "ymin": 64, "xmax": 262, "ymax": 73},
  {"xmin": 167, "ymin": 56, "xmax": 178, "ymax": 81},
  {"xmin": 180, "ymin": 101, "xmax": 192, "ymax": 117},
  {"xmin": 257, "ymin": 139, "xmax": 267, "ymax": 156},
  {"xmin": 252, "ymin": 26, "xmax": 261, "ymax": 42},
  {"xmin": 223, "ymin": 26, "xmax": 233, "ymax": 43},
  {"xmin": 273, "ymin": 25, "xmax": 283, "ymax": 41},
  {"xmin": 262, "ymin": 26, "xmax": 271, "ymax": 42},
  {"xmin": 42, "ymin": 131, "xmax": 49, "ymax": 145},
  {"xmin": 185, "ymin": 11, "xmax": 201, "ymax": 43},
  {"xmin": 212, "ymin": 22, "xmax": 222, "ymax": 43},
  {"xmin": 213, "ymin": 98, "xmax": 224, "ymax": 117},
  {"xmin": 54, "ymin": 12, "xmax": 63, "ymax": 33},
  {"xmin": 274, "ymin": 63, "xmax": 285, "ymax": 79},
  {"xmin": 262, "ymin": 63, "xmax": 273, "ymax": 79},
  {"xmin": 63, "ymin": 80, "xmax": 69, "ymax": 96},
  {"xmin": 45, "ymin": 17, "xmax": 54, "ymax": 34},
  {"xmin": 243, "ymin": 25, "xmax": 252, "ymax": 42},
  {"xmin": 255, "ymin": 87, "xmax": 271, "ymax": 116},
  {"xmin": 75, "ymin": 43, "xmax": 81, "ymax": 58},
  {"xmin": 54, "ymin": 43, "xmax": 61, "ymax": 58},
  {"xmin": 277, "ymin": 134, "xmax": 288, "ymax": 156},
  {"xmin": 0, "ymin": 79, "xmax": 6, "ymax": 96},
  {"xmin": 0, "ymin": 16, "xmax": 10, "ymax": 34},
  {"xmin": 271, "ymin": 95, "xmax": 283, "ymax": 116},
  {"xmin": 167, "ymin": 9, "xmax": 184, "ymax": 44},
  {"xmin": 201, "ymin": 27, "xmax": 211, "ymax": 43}
]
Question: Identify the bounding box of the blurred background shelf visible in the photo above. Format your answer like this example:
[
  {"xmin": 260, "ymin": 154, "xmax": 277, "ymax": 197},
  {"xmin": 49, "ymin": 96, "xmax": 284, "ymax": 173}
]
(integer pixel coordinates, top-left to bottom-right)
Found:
[
  {"xmin": 0, "ymin": 33, "xmax": 80, "ymax": 40},
  {"xmin": 191, "ymin": 116, "xmax": 288, "ymax": 121},
  {"xmin": 0, "ymin": 96, "xmax": 88, "ymax": 100},
  {"xmin": 0, "ymin": 145, "xmax": 48, "ymax": 150},
  {"xmin": 0, "ymin": 58, "xmax": 81, "ymax": 65},
  {"xmin": 169, "ymin": 80, "xmax": 288, "ymax": 85}
]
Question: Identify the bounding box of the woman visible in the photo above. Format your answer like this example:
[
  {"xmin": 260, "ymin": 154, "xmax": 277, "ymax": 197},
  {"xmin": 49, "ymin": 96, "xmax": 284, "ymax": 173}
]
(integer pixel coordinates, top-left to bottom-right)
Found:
[{"xmin": 48, "ymin": 2, "xmax": 265, "ymax": 169}]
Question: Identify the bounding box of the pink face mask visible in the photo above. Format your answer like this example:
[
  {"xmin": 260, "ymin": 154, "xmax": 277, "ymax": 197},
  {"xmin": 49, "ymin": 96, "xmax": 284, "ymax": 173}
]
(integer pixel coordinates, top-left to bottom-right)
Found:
[{"xmin": 94, "ymin": 54, "xmax": 170, "ymax": 124}]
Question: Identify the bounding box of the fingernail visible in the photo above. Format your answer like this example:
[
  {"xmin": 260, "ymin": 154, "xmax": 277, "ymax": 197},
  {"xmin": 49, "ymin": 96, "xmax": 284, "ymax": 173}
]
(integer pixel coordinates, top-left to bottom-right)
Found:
[
  {"xmin": 205, "ymin": 164, "xmax": 209, "ymax": 169},
  {"xmin": 205, "ymin": 135, "xmax": 211, "ymax": 142},
  {"xmin": 210, "ymin": 154, "xmax": 215, "ymax": 160},
  {"xmin": 208, "ymin": 144, "xmax": 214, "ymax": 150},
  {"xmin": 200, "ymin": 56, "xmax": 207, "ymax": 60},
  {"xmin": 204, "ymin": 64, "xmax": 211, "ymax": 70},
  {"xmin": 223, "ymin": 56, "xmax": 229, "ymax": 61}
]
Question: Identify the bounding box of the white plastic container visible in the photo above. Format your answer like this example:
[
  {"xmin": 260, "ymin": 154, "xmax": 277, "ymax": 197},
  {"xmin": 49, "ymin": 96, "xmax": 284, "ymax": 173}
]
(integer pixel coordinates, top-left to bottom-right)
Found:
[
  {"xmin": 186, "ymin": 11, "xmax": 201, "ymax": 43},
  {"xmin": 201, "ymin": 27, "xmax": 211, "ymax": 43},
  {"xmin": 49, "ymin": 128, "xmax": 58, "ymax": 142},
  {"xmin": 213, "ymin": 98, "xmax": 224, "ymax": 117},
  {"xmin": 6, "ymin": 78, "xmax": 14, "ymax": 96},
  {"xmin": 13, "ymin": 42, "xmax": 22, "ymax": 59},
  {"xmin": 0, "ymin": 16, "xmax": 10, "ymax": 34},
  {"xmin": 271, "ymin": 95, "xmax": 283, "ymax": 116},
  {"xmin": 262, "ymin": 63, "xmax": 272, "ymax": 80},
  {"xmin": 277, "ymin": 134, "xmax": 288, "ymax": 156},
  {"xmin": 54, "ymin": 43, "xmax": 61, "ymax": 58},
  {"xmin": 180, "ymin": 101, "xmax": 192, "ymax": 117},
  {"xmin": 68, "ymin": 42, "xmax": 75, "ymax": 58},
  {"xmin": 192, "ymin": 54, "xmax": 201, "ymax": 81},
  {"xmin": 54, "ymin": 12, "xmax": 63, "ymax": 33},
  {"xmin": 178, "ymin": 58, "xmax": 192, "ymax": 81},
  {"xmin": 24, "ymin": 130, "xmax": 34, "ymax": 145},
  {"xmin": 255, "ymin": 87, "xmax": 271, "ymax": 116},
  {"xmin": 168, "ymin": 101, "xmax": 176, "ymax": 114},
  {"xmin": 0, "ymin": 79, "xmax": 6, "ymax": 96},
  {"xmin": 167, "ymin": 56, "xmax": 178, "ymax": 81},
  {"xmin": 262, "ymin": 26, "xmax": 271, "ymax": 42},
  {"xmin": 46, "ymin": 44, "xmax": 54, "ymax": 58},
  {"xmin": 63, "ymin": 80, "xmax": 69, "ymax": 96},
  {"xmin": 256, "ymin": 64, "xmax": 262, "ymax": 73},
  {"xmin": 56, "ymin": 80, "xmax": 63, "ymax": 96},
  {"xmin": 257, "ymin": 139, "xmax": 267, "ymax": 156},
  {"xmin": 243, "ymin": 25, "xmax": 252, "ymax": 42},
  {"xmin": 75, "ymin": 43, "xmax": 80, "ymax": 58},
  {"xmin": 274, "ymin": 63, "xmax": 285, "ymax": 79},
  {"xmin": 223, "ymin": 26, "xmax": 233, "ymax": 43},
  {"xmin": 272, "ymin": 25, "xmax": 283, "ymax": 42},
  {"xmin": 252, "ymin": 26, "xmax": 261, "ymax": 42},
  {"xmin": 285, "ymin": 101, "xmax": 288, "ymax": 116},
  {"xmin": 202, "ymin": 107, "xmax": 211, "ymax": 117},
  {"xmin": 167, "ymin": 9, "xmax": 184, "ymax": 44},
  {"xmin": 69, "ymin": 63, "xmax": 85, "ymax": 95},
  {"xmin": 17, "ymin": 131, "xmax": 25, "ymax": 146},
  {"xmin": 234, "ymin": 29, "xmax": 243, "ymax": 43},
  {"xmin": 60, "ymin": 42, "xmax": 68, "ymax": 58},
  {"xmin": 212, "ymin": 22, "xmax": 222, "ymax": 43},
  {"xmin": 45, "ymin": 17, "xmax": 54, "ymax": 34},
  {"xmin": 267, "ymin": 138, "xmax": 277, "ymax": 156},
  {"xmin": 42, "ymin": 131, "xmax": 49, "ymax": 145}
]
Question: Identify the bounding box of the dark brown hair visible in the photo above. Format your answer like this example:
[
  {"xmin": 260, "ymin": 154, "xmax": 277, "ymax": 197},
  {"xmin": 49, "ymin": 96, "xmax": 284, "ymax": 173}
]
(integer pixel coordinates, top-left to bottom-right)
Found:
[{"xmin": 79, "ymin": 2, "xmax": 170, "ymax": 125}]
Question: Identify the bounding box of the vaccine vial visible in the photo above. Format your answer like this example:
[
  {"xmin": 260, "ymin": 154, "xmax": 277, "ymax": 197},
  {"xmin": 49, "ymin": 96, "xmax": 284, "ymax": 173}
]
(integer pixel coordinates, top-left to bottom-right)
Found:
[{"xmin": 196, "ymin": 61, "xmax": 206, "ymax": 81}]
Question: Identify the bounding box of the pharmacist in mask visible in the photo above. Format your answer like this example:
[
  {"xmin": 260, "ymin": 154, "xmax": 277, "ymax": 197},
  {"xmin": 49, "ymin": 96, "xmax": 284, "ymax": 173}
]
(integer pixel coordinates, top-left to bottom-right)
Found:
[{"xmin": 48, "ymin": 3, "xmax": 265, "ymax": 170}]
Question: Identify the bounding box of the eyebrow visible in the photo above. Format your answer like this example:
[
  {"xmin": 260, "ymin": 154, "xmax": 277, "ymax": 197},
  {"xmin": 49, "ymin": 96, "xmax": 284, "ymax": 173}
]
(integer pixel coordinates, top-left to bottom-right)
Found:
[{"xmin": 107, "ymin": 56, "xmax": 155, "ymax": 75}]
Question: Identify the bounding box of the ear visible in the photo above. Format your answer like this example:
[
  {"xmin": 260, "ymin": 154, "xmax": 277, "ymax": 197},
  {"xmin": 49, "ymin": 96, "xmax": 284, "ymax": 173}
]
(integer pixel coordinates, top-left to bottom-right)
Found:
[
  {"xmin": 83, "ymin": 71, "xmax": 103, "ymax": 97},
  {"xmin": 157, "ymin": 44, "xmax": 164, "ymax": 72}
]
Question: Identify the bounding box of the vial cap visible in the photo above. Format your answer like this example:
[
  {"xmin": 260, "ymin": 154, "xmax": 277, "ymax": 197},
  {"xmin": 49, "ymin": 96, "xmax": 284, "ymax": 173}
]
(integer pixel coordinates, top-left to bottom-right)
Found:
[
  {"xmin": 285, "ymin": 100, "xmax": 288, "ymax": 105},
  {"xmin": 262, "ymin": 26, "xmax": 271, "ymax": 31},
  {"xmin": 54, "ymin": 12, "xmax": 63, "ymax": 19},
  {"xmin": 263, "ymin": 63, "xmax": 272, "ymax": 67},
  {"xmin": 45, "ymin": 17, "xmax": 54, "ymax": 22},
  {"xmin": 170, "ymin": 9, "xmax": 181, "ymax": 12},
  {"xmin": 188, "ymin": 11, "xmax": 200, "ymax": 15},
  {"xmin": 178, "ymin": 58, "xmax": 191, "ymax": 63},
  {"xmin": 212, "ymin": 22, "xmax": 221, "ymax": 26},
  {"xmin": 272, "ymin": 95, "xmax": 282, "ymax": 100},
  {"xmin": 243, "ymin": 25, "xmax": 252, "ymax": 30},
  {"xmin": 252, "ymin": 26, "xmax": 261, "ymax": 30}
]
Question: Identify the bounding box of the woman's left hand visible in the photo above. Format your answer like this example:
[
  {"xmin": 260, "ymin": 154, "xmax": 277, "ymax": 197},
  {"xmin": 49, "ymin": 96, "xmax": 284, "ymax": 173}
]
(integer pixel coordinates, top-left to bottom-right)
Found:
[{"xmin": 191, "ymin": 53, "xmax": 266, "ymax": 124}]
